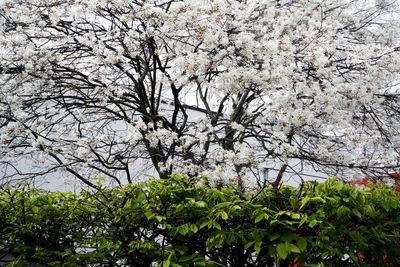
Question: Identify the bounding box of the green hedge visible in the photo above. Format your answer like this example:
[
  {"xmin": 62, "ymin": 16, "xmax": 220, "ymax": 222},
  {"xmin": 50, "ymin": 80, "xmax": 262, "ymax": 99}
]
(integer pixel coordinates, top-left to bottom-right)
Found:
[{"xmin": 1, "ymin": 175, "xmax": 400, "ymax": 266}]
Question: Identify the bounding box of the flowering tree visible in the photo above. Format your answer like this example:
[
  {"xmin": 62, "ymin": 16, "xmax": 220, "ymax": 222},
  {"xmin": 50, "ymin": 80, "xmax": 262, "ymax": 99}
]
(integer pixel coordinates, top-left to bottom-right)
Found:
[{"xmin": 0, "ymin": 0, "xmax": 399, "ymax": 190}]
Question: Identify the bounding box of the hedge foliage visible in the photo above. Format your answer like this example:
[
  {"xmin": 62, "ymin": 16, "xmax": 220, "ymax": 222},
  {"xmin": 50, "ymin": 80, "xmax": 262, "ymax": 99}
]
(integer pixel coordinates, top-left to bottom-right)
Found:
[{"xmin": 1, "ymin": 175, "xmax": 400, "ymax": 266}]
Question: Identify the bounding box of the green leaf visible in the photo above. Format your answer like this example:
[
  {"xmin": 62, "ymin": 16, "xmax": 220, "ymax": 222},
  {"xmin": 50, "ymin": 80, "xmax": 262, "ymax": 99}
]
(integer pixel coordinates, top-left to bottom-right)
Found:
[
  {"xmin": 214, "ymin": 202, "xmax": 230, "ymax": 209},
  {"xmin": 280, "ymin": 232, "xmax": 297, "ymax": 242},
  {"xmin": 162, "ymin": 260, "xmax": 170, "ymax": 267},
  {"xmin": 290, "ymin": 213, "xmax": 301, "ymax": 219},
  {"xmin": 194, "ymin": 257, "xmax": 206, "ymax": 266},
  {"xmin": 321, "ymin": 236, "xmax": 329, "ymax": 241},
  {"xmin": 179, "ymin": 255, "xmax": 193, "ymax": 262},
  {"xmin": 382, "ymin": 201, "xmax": 391, "ymax": 212},
  {"xmin": 178, "ymin": 224, "xmax": 189, "ymax": 235},
  {"xmin": 310, "ymin": 196, "xmax": 326, "ymax": 203},
  {"xmin": 364, "ymin": 205, "xmax": 375, "ymax": 217},
  {"xmin": 277, "ymin": 243, "xmax": 288, "ymax": 259},
  {"xmin": 144, "ymin": 211, "xmax": 154, "ymax": 220},
  {"xmin": 335, "ymin": 181, "xmax": 343, "ymax": 191},
  {"xmin": 199, "ymin": 220, "xmax": 209, "ymax": 229},
  {"xmin": 297, "ymin": 237, "xmax": 307, "ymax": 252},
  {"xmin": 308, "ymin": 219, "xmax": 318, "ymax": 228},
  {"xmin": 254, "ymin": 241, "xmax": 262, "ymax": 252},
  {"xmin": 195, "ymin": 201, "xmax": 207, "ymax": 208},
  {"xmin": 300, "ymin": 196, "xmax": 310, "ymax": 210},
  {"xmin": 255, "ymin": 213, "xmax": 265, "ymax": 223},
  {"xmin": 337, "ymin": 205, "xmax": 350, "ymax": 217},
  {"xmin": 190, "ymin": 224, "xmax": 198, "ymax": 233},
  {"xmin": 136, "ymin": 191, "xmax": 146, "ymax": 204},
  {"xmin": 220, "ymin": 211, "xmax": 228, "ymax": 220},
  {"xmin": 156, "ymin": 215, "xmax": 166, "ymax": 222},
  {"xmin": 213, "ymin": 221, "xmax": 221, "ymax": 230},
  {"xmin": 270, "ymin": 233, "xmax": 280, "ymax": 241},
  {"xmin": 124, "ymin": 199, "xmax": 133, "ymax": 209},
  {"xmin": 287, "ymin": 243, "xmax": 300, "ymax": 253},
  {"xmin": 352, "ymin": 209, "xmax": 362, "ymax": 219},
  {"xmin": 244, "ymin": 241, "xmax": 255, "ymax": 250}
]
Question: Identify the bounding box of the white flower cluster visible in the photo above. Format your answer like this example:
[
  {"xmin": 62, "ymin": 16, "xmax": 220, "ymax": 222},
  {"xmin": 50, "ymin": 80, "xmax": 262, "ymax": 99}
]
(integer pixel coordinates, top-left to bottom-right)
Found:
[{"xmin": 0, "ymin": 0, "xmax": 398, "ymax": 188}]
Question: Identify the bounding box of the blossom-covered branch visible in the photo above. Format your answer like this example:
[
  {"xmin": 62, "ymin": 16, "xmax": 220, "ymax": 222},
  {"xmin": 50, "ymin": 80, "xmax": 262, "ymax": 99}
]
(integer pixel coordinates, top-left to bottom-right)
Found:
[{"xmin": 0, "ymin": 0, "xmax": 399, "ymax": 189}]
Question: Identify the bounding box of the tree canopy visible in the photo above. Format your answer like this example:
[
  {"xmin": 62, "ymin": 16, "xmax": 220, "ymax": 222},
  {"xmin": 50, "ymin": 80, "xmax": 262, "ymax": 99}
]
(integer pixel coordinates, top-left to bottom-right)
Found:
[{"xmin": 0, "ymin": 0, "xmax": 399, "ymax": 189}]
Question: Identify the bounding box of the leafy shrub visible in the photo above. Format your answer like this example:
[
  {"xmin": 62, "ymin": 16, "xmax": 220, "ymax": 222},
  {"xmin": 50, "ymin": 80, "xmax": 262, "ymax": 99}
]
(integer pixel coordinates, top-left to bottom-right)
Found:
[{"xmin": 1, "ymin": 176, "xmax": 399, "ymax": 266}]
